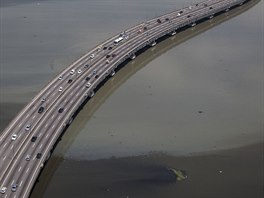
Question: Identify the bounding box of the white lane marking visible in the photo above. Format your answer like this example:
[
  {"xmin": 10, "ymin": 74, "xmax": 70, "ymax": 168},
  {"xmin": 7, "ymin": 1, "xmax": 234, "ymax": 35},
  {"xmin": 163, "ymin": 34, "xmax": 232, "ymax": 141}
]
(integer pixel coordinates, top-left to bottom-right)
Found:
[
  {"xmin": 18, "ymin": 166, "xmax": 22, "ymax": 172},
  {"xmin": 19, "ymin": 123, "xmax": 22, "ymax": 128},
  {"xmin": 10, "ymin": 145, "xmax": 14, "ymax": 150},
  {"xmin": 26, "ymin": 114, "xmax": 30, "ymax": 118},
  {"xmin": 40, "ymin": 144, "xmax": 43, "ymax": 149},
  {"xmin": 26, "ymin": 168, "xmax": 29, "ymax": 173},
  {"xmin": 3, "ymin": 156, "xmax": 6, "ymax": 161},
  {"xmin": 58, "ymin": 116, "xmax": 61, "ymax": 120},
  {"xmin": 52, "ymin": 115, "xmax": 55, "ymax": 119},
  {"xmin": 46, "ymin": 134, "xmax": 49, "ymax": 138},
  {"xmin": 32, "ymin": 115, "xmax": 36, "ymax": 119},
  {"xmin": 32, "ymin": 143, "xmax": 35, "ymax": 148},
  {"xmin": 47, "ymin": 91, "xmax": 51, "ymax": 95},
  {"xmin": 3, "ymin": 142, "xmax": 7, "ymax": 148},
  {"xmin": 39, "ymin": 133, "xmax": 42, "ymax": 137},
  {"xmin": 70, "ymin": 100, "xmax": 73, "ymax": 104},
  {"xmin": 45, "ymin": 124, "xmax": 48, "ymax": 128},
  {"xmin": 4, "ymin": 194, "xmax": 7, "ymax": 198},
  {"xmin": 52, "ymin": 125, "xmax": 55, "ymax": 129},
  {"xmin": 14, "ymin": 195, "xmax": 17, "ymax": 198},
  {"xmin": 20, "ymin": 180, "xmax": 23, "ymax": 186},
  {"xmin": 12, "ymin": 179, "xmax": 14, "ymax": 184}
]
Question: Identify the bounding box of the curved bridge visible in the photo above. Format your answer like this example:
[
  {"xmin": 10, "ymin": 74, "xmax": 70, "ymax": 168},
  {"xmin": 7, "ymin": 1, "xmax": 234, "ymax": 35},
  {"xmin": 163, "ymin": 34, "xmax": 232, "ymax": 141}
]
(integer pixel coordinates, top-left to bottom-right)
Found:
[{"xmin": 0, "ymin": 0, "xmax": 252, "ymax": 197}]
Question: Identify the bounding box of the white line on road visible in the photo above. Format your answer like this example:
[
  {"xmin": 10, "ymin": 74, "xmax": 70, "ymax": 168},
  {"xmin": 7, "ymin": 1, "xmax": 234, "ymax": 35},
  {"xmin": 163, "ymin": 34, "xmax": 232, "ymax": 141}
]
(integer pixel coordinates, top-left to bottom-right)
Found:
[
  {"xmin": 32, "ymin": 115, "xmax": 36, "ymax": 119},
  {"xmin": 52, "ymin": 125, "xmax": 55, "ymax": 129},
  {"xmin": 45, "ymin": 124, "xmax": 48, "ymax": 128},
  {"xmin": 46, "ymin": 134, "xmax": 49, "ymax": 138},
  {"xmin": 26, "ymin": 168, "xmax": 29, "ymax": 173},
  {"xmin": 40, "ymin": 144, "xmax": 43, "ymax": 149},
  {"xmin": 39, "ymin": 133, "xmax": 42, "ymax": 137},
  {"xmin": 20, "ymin": 180, "xmax": 23, "ymax": 186},
  {"xmin": 3, "ymin": 143, "xmax": 7, "ymax": 148},
  {"xmin": 3, "ymin": 156, "xmax": 6, "ymax": 161},
  {"xmin": 32, "ymin": 143, "xmax": 35, "ymax": 148},
  {"xmin": 18, "ymin": 166, "xmax": 22, "ymax": 172},
  {"xmin": 26, "ymin": 114, "xmax": 29, "ymax": 118},
  {"xmin": 10, "ymin": 145, "xmax": 14, "ymax": 150}
]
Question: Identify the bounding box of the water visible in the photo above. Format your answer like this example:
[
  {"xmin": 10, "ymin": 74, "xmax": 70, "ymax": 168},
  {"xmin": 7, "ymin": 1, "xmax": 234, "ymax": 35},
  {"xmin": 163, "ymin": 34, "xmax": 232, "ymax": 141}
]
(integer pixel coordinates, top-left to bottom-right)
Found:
[{"xmin": 0, "ymin": 0, "xmax": 263, "ymax": 197}]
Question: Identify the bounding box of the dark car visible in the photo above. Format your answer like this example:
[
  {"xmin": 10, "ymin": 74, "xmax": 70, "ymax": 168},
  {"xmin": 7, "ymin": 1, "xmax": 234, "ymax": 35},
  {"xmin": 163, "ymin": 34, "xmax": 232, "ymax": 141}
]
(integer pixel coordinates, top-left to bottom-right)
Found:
[
  {"xmin": 68, "ymin": 79, "xmax": 73, "ymax": 83},
  {"xmin": 108, "ymin": 46, "xmax": 112, "ymax": 50},
  {"xmin": 106, "ymin": 54, "xmax": 111, "ymax": 58},
  {"xmin": 38, "ymin": 107, "xmax": 44, "ymax": 114},
  {"xmin": 103, "ymin": 46, "xmax": 107, "ymax": 50},
  {"xmin": 86, "ymin": 77, "xmax": 90, "ymax": 81},
  {"xmin": 165, "ymin": 18, "xmax": 169, "ymax": 21},
  {"xmin": 36, "ymin": 153, "xmax": 42, "ymax": 159},
  {"xmin": 31, "ymin": 136, "xmax": 37, "ymax": 142},
  {"xmin": 157, "ymin": 19, "xmax": 162, "ymax": 23},
  {"xmin": 95, "ymin": 74, "xmax": 99, "ymax": 79},
  {"xmin": 58, "ymin": 108, "xmax": 64, "ymax": 113}
]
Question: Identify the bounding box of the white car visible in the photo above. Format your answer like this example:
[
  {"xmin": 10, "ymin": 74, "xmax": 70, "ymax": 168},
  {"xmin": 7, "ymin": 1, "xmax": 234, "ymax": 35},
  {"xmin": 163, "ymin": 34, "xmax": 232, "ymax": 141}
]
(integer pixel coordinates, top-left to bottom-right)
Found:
[
  {"xmin": 41, "ymin": 98, "xmax": 46, "ymax": 102},
  {"xmin": 11, "ymin": 134, "xmax": 17, "ymax": 141},
  {"xmin": 177, "ymin": 13, "xmax": 181, "ymax": 16},
  {"xmin": 59, "ymin": 87, "xmax": 63, "ymax": 92},
  {"xmin": 86, "ymin": 82, "xmax": 91, "ymax": 88},
  {"xmin": 0, "ymin": 187, "xmax": 7, "ymax": 194},
  {"xmin": 11, "ymin": 184, "xmax": 17, "ymax": 192},
  {"xmin": 25, "ymin": 125, "xmax": 31, "ymax": 131},
  {"xmin": 78, "ymin": 69, "xmax": 82, "ymax": 74},
  {"xmin": 90, "ymin": 54, "xmax": 95, "ymax": 59},
  {"xmin": 25, "ymin": 155, "xmax": 31, "ymax": 161},
  {"xmin": 70, "ymin": 69, "xmax": 75, "ymax": 75},
  {"xmin": 58, "ymin": 75, "xmax": 63, "ymax": 80}
]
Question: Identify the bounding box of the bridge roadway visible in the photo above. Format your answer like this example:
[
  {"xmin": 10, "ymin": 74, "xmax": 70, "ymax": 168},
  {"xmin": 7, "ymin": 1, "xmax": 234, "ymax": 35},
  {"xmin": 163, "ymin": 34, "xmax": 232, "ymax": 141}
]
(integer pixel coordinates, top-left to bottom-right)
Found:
[{"xmin": 0, "ymin": 0, "xmax": 249, "ymax": 197}]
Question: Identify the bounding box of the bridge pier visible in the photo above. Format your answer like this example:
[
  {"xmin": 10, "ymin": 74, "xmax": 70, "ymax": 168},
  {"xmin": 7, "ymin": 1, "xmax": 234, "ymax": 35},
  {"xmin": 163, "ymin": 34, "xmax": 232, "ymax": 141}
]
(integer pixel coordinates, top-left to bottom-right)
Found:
[
  {"xmin": 90, "ymin": 91, "xmax": 95, "ymax": 98},
  {"xmin": 171, "ymin": 31, "xmax": 177, "ymax": 36},
  {"xmin": 150, "ymin": 41, "xmax": 157, "ymax": 47},
  {"xmin": 130, "ymin": 53, "xmax": 136, "ymax": 60},
  {"xmin": 110, "ymin": 70, "xmax": 116, "ymax": 77}
]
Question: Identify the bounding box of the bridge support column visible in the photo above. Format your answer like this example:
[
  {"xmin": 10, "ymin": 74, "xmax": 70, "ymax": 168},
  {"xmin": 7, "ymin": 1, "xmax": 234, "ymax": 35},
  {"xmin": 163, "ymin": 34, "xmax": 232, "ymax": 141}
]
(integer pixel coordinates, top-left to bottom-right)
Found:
[
  {"xmin": 90, "ymin": 91, "xmax": 95, "ymax": 98},
  {"xmin": 171, "ymin": 31, "xmax": 177, "ymax": 36},
  {"xmin": 150, "ymin": 41, "xmax": 157, "ymax": 47},
  {"xmin": 130, "ymin": 53, "xmax": 136, "ymax": 60},
  {"xmin": 110, "ymin": 70, "xmax": 116, "ymax": 77}
]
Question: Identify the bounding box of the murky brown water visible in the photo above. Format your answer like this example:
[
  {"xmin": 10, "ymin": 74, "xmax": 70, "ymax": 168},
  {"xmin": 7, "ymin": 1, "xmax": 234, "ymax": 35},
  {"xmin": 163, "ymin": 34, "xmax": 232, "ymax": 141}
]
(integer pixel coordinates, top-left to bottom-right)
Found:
[{"xmin": 0, "ymin": 0, "xmax": 263, "ymax": 197}]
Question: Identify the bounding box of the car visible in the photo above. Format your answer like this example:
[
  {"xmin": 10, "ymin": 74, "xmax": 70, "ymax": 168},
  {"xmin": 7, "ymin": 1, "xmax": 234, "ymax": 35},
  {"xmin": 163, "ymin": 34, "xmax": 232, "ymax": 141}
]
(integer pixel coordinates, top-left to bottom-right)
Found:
[
  {"xmin": 93, "ymin": 70, "xmax": 97, "ymax": 75},
  {"xmin": 58, "ymin": 75, "xmax": 63, "ymax": 80},
  {"xmin": 70, "ymin": 69, "xmax": 75, "ymax": 75},
  {"xmin": 177, "ymin": 13, "xmax": 181, "ymax": 16},
  {"xmin": 38, "ymin": 106, "xmax": 44, "ymax": 113},
  {"xmin": 187, "ymin": 15, "xmax": 191, "ymax": 18},
  {"xmin": 165, "ymin": 17, "xmax": 169, "ymax": 21},
  {"xmin": 86, "ymin": 82, "xmax": 91, "ymax": 88},
  {"xmin": 59, "ymin": 87, "xmax": 63, "ymax": 92},
  {"xmin": 11, "ymin": 184, "xmax": 17, "ymax": 192},
  {"xmin": 25, "ymin": 125, "xmax": 31, "ymax": 131},
  {"xmin": 95, "ymin": 74, "xmax": 99, "ymax": 79},
  {"xmin": 157, "ymin": 19, "xmax": 162, "ymax": 23},
  {"xmin": 85, "ymin": 77, "xmax": 90, "ymax": 81},
  {"xmin": 103, "ymin": 46, "xmax": 107, "ymax": 50},
  {"xmin": 41, "ymin": 98, "xmax": 46, "ymax": 102},
  {"xmin": 11, "ymin": 134, "xmax": 17, "ymax": 141},
  {"xmin": 209, "ymin": 6, "xmax": 213, "ymax": 9},
  {"xmin": 31, "ymin": 136, "xmax": 37, "ymax": 142},
  {"xmin": 25, "ymin": 155, "xmax": 31, "ymax": 161},
  {"xmin": 78, "ymin": 69, "xmax": 82, "ymax": 74},
  {"xmin": 36, "ymin": 153, "xmax": 42, "ymax": 159},
  {"xmin": 108, "ymin": 46, "xmax": 112, "ymax": 50},
  {"xmin": 84, "ymin": 64, "xmax": 90, "ymax": 68},
  {"xmin": 68, "ymin": 79, "xmax": 72, "ymax": 83},
  {"xmin": 0, "ymin": 187, "xmax": 7, "ymax": 194},
  {"xmin": 58, "ymin": 108, "xmax": 64, "ymax": 113},
  {"xmin": 106, "ymin": 54, "xmax": 111, "ymax": 59},
  {"xmin": 90, "ymin": 54, "xmax": 95, "ymax": 59}
]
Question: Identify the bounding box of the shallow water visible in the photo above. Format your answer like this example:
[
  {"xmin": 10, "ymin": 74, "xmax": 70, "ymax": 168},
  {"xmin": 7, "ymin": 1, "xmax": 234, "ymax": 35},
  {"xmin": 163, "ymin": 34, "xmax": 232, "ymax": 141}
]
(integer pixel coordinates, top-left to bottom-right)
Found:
[{"xmin": 0, "ymin": 0, "xmax": 263, "ymax": 197}]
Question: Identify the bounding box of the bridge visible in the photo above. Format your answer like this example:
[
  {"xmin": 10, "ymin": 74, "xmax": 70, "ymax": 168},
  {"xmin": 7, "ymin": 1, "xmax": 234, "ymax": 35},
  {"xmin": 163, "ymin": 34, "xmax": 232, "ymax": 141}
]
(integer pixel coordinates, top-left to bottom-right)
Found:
[{"xmin": 0, "ymin": 0, "xmax": 253, "ymax": 197}]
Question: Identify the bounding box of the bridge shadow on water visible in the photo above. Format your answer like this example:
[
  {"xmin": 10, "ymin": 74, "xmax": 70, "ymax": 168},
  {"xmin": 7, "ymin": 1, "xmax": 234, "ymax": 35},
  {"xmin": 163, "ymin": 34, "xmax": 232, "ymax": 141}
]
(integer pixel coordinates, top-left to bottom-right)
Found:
[{"xmin": 30, "ymin": 0, "xmax": 261, "ymax": 197}]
